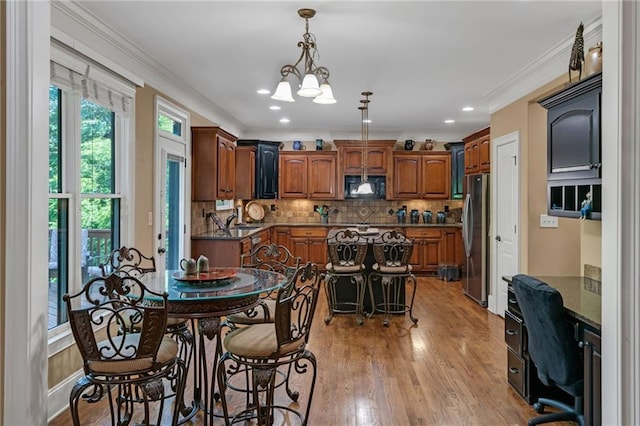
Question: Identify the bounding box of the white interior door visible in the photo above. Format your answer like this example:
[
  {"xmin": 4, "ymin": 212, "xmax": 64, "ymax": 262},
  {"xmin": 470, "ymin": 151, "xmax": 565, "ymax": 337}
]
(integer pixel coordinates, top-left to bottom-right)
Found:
[
  {"xmin": 154, "ymin": 97, "xmax": 190, "ymax": 271},
  {"xmin": 490, "ymin": 131, "xmax": 520, "ymax": 316}
]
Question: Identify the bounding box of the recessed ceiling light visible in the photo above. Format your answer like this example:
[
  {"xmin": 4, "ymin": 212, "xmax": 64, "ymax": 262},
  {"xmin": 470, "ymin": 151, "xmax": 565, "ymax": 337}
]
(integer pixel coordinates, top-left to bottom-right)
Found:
[
  {"xmin": 269, "ymin": 105, "xmax": 281, "ymax": 110},
  {"xmin": 462, "ymin": 106, "xmax": 474, "ymax": 112},
  {"xmin": 257, "ymin": 89, "xmax": 271, "ymax": 95},
  {"xmin": 279, "ymin": 118, "xmax": 290, "ymax": 123},
  {"xmin": 444, "ymin": 119, "xmax": 455, "ymax": 124}
]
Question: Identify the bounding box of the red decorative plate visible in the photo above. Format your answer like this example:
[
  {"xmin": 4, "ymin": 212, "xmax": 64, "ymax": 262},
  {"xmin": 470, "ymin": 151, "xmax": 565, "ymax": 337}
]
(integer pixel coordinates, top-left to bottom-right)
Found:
[{"xmin": 173, "ymin": 269, "xmax": 237, "ymax": 285}]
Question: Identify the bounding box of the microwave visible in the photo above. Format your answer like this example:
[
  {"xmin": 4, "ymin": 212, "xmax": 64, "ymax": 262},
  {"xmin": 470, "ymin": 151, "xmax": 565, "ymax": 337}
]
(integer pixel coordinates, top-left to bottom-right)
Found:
[{"xmin": 344, "ymin": 175, "xmax": 386, "ymax": 199}]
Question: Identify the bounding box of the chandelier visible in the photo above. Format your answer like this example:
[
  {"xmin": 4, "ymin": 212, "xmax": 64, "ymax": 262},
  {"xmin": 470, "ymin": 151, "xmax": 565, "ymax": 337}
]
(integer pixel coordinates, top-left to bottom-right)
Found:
[
  {"xmin": 271, "ymin": 8, "xmax": 336, "ymax": 104},
  {"xmin": 356, "ymin": 91, "xmax": 374, "ymax": 194}
]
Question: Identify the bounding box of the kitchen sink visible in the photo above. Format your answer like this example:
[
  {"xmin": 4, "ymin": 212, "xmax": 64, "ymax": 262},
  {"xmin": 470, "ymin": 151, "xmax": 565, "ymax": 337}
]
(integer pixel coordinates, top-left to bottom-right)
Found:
[{"xmin": 235, "ymin": 225, "xmax": 261, "ymax": 230}]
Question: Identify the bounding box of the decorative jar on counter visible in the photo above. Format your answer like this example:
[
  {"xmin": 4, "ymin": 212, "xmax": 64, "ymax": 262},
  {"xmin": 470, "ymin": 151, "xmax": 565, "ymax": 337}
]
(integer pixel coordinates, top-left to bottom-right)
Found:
[{"xmin": 410, "ymin": 209, "xmax": 420, "ymax": 224}]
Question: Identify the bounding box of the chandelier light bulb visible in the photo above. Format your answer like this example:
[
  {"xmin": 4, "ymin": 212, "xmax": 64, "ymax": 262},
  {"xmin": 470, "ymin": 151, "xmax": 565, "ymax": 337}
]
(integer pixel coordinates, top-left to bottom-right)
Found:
[
  {"xmin": 297, "ymin": 74, "xmax": 322, "ymax": 97},
  {"xmin": 313, "ymin": 83, "xmax": 337, "ymax": 104},
  {"xmin": 271, "ymin": 80, "xmax": 295, "ymax": 102}
]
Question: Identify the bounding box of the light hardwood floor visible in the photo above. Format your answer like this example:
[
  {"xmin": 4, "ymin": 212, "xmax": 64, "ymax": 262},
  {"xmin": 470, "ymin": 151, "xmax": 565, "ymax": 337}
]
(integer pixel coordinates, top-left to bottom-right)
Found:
[{"xmin": 49, "ymin": 276, "xmax": 543, "ymax": 425}]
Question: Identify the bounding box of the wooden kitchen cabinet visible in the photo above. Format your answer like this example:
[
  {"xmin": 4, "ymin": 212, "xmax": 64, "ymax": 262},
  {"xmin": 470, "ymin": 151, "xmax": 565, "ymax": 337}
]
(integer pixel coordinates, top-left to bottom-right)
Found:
[
  {"xmin": 406, "ymin": 228, "xmax": 442, "ymax": 272},
  {"xmin": 191, "ymin": 239, "xmax": 244, "ymax": 268},
  {"xmin": 279, "ymin": 152, "xmax": 337, "ymax": 200},
  {"xmin": 463, "ymin": 127, "xmax": 490, "ymax": 175},
  {"xmin": 289, "ymin": 227, "xmax": 328, "ymax": 267},
  {"xmin": 192, "ymin": 127, "xmax": 237, "ymax": 201},
  {"xmin": 392, "ymin": 152, "xmax": 451, "ymax": 199},
  {"xmin": 334, "ymin": 140, "xmax": 393, "ymax": 175},
  {"xmin": 272, "ymin": 227, "xmax": 292, "ymax": 250},
  {"xmin": 442, "ymin": 228, "xmax": 464, "ymax": 267},
  {"xmin": 235, "ymin": 145, "xmax": 256, "ymax": 200}
]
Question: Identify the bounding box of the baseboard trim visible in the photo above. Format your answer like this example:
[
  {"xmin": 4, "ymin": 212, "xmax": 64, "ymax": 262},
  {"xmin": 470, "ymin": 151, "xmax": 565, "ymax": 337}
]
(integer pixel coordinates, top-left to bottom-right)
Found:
[{"xmin": 47, "ymin": 369, "xmax": 83, "ymax": 423}]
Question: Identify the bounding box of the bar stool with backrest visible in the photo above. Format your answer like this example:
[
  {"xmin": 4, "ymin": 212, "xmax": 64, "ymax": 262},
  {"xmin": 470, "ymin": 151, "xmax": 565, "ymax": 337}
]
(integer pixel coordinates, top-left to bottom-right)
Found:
[
  {"xmin": 100, "ymin": 246, "xmax": 194, "ymax": 414},
  {"xmin": 224, "ymin": 243, "xmax": 303, "ymax": 404},
  {"xmin": 368, "ymin": 229, "xmax": 418, "ymax": 327},
  {"xmin": 226, "ymin": 243, "xmax": 302, "ymax": 325},
  {"xmin": 63, "ymin": 273, "xmax": 187, "ymax": 425},
  {"xmin": 217, "ymin": 262, "xmax": 321, "ymax": 426},
  {"xmin": 324, "ymin": 229, "xmax": 369, "ymax": 325}
]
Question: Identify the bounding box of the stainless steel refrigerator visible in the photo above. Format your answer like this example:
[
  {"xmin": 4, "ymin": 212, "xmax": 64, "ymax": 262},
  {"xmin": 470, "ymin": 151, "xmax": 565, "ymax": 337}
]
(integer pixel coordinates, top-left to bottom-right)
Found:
[{"xmin": 462, "ymin": 173, "xmax": 490, "ymax": 306}]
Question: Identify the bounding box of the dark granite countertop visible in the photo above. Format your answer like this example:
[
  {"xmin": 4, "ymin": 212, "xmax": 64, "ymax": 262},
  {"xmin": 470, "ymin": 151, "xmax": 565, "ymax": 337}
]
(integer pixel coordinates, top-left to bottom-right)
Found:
[
  {"xmin": 503, "ymin": 275, "xmax": 601, "ymax": 330},
  {"xmin": 192, "ymin": 222, "xmax": 463, "ymax": 240}
]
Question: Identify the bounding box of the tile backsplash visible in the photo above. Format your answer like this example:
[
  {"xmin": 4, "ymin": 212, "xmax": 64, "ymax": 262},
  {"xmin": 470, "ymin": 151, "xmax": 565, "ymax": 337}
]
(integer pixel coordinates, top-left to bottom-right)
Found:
[{"xmin": 192, "ymin": 199, "xmax": 464, "ymax": 234}]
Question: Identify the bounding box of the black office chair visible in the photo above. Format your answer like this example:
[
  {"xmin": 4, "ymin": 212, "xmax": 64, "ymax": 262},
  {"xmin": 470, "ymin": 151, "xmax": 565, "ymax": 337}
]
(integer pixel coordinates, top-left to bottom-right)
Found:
[{"xmin": 511, "ymin": 274, "xmax": 584, "ymax": 426}]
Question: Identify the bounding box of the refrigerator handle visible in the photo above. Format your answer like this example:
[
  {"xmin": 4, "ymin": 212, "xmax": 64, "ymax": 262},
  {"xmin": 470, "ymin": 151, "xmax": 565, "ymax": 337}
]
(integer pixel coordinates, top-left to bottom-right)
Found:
[{"xmin": 462, "ymin": 193, "xmax": 472, "ymax": 257}]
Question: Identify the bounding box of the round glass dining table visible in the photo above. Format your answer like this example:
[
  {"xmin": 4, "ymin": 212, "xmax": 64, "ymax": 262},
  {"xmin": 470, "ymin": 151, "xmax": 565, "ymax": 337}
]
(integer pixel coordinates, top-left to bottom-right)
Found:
[
  {"xmin": 138, "ymin": 267, "xmax": 288, "ymax": 425},
  {"xmin": 139, "ymin": 267, "xmax": 287, "ymax": 318}
]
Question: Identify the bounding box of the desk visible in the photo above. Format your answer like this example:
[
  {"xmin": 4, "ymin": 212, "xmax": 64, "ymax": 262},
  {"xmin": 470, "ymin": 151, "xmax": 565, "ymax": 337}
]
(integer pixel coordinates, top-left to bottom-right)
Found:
[
  {"xmin": 140, "ymin": 268, "xmax": 287, "ymax": 425},
  {"xmin": 502, "ymin": 275, "xmax": 601, "ymax": 426}
]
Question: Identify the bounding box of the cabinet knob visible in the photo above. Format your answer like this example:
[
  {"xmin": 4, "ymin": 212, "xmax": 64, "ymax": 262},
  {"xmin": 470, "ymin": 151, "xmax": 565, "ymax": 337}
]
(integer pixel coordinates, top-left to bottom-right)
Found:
[
  {"xmin": 508, "ymin": 367, "xmax": 519, "ymax": 374},
  {"xmin": 506, "ymin": 329, "xmax": 517, "ymax": 336},
  {"xmin": 579, "ymin": 341, "xmax": 590, "ymax": 349}
]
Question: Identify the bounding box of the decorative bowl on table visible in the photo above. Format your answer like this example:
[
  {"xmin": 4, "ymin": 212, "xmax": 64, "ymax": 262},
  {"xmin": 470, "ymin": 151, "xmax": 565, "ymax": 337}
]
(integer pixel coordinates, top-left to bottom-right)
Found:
[
  {"xmin": 173, "ymin": 268, "xmax": 237, "ymax": 286},
  {"xmin": 356, "ymin": 224, "xmax": 370, "ymax": 232}
]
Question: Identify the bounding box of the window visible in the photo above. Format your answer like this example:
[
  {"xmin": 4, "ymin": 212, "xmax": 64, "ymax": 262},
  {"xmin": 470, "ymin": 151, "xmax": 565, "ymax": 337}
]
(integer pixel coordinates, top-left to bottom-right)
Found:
[{"xmin": 48, "ymin": 42, "xmax": 134, "ymax": 339}]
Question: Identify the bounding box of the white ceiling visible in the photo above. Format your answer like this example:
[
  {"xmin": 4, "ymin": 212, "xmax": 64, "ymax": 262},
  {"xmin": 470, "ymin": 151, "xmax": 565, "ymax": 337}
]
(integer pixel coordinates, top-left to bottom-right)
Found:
[{"xmin": 76, "ymin": 1, "xmax": 602, "ymax": 142}]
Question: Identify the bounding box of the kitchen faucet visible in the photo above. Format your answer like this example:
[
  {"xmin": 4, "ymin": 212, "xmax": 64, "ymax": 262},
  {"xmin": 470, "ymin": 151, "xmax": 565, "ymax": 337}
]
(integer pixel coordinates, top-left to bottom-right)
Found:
[{"xmin": 224, "ymin": 211, "xmax": 238, "ymax": 229}]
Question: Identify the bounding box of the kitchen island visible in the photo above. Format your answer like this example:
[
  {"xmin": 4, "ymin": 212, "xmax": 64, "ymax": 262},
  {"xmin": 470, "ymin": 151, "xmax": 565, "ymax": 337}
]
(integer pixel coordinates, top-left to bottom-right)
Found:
[{"xmin": 191, "ymin": 222, "xmax": 462, "ymax": 271}]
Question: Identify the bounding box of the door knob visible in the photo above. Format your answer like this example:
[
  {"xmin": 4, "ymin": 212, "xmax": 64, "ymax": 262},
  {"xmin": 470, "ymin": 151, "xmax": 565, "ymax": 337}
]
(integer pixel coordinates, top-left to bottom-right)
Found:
[
  {"xmin": 157, "ymin": 247, "xmax": 166, "ymax": 254},
  {"xmin": 495, "ymin": 235, "xmax": 502, "ymax": 242}
]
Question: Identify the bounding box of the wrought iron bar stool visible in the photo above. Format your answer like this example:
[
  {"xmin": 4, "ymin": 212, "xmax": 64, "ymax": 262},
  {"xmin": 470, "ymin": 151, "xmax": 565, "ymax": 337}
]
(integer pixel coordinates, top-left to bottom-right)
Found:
[
  {"xmin": 63, "ymin": 274, "xmax": 187, "ymax": 425},
  {"xmin": 324, "ymin": 229, "xmax": 369, "ymax": 325},
  {"xmin": 100, "ymin": 246, "xmax": 195, "ymax": 419},
  {"xmin": 217, "ymin": 262, "xmax": 321, "ymax": 425},
  {"xmin": 224, "ymin": 243, "xmax": 303, "ymax": 405},
  {"xmin": 368, "ymin": 229, "xmax": 418, "ymax": 327}
]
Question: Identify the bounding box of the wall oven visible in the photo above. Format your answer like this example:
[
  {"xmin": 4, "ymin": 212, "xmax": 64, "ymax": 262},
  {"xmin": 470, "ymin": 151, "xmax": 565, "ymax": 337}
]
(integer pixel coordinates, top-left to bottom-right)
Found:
[{"xmin": 344, "ymin": 175, "xmax": 386, "ymax": 199}]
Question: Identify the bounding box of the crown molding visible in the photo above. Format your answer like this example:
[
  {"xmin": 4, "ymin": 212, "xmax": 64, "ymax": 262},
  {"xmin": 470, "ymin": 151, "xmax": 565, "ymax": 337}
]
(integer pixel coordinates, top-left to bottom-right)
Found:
[
  {"xmin": 486, "ymin": 16, "xmax": 602, "ymax": 114},
  {"xmin": 51, "ymin": 1, "xmax": 245, "ymax": 136}
]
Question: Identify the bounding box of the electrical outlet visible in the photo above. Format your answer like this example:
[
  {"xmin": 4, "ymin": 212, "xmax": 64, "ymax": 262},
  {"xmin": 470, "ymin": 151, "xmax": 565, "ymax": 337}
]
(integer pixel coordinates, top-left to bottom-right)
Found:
[
  {"xmin": 270, "ymin": 204, "xmax": 276, "ymax": 211},
  {"xmin": 540, "ymin": 214, "xmax": 558, "ymax": 228},
  {"xmin": 313, "ymin": 204, "xmax": 318, "ymax": 212}
]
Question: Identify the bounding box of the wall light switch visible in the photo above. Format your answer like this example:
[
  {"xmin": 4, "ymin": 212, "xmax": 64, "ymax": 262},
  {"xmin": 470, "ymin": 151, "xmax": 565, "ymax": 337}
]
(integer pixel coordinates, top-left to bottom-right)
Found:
[
  {"xmin": 148, "ymin": 212, "xmax": 153, "ymax": 226},
  {"xmin": 540, "ymin": 214, "xmax": 558, "ymax": 228}
]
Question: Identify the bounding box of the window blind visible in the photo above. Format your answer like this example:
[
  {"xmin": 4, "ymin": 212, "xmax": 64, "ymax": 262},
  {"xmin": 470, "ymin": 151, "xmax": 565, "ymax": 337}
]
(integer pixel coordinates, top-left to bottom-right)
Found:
[{"xmin": 50, "ymin": 41, "xmax": 134, "ymax": 116}]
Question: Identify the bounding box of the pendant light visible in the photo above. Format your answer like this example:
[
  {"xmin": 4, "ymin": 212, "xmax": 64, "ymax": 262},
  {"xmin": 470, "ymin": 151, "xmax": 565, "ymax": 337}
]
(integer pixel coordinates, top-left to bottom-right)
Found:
[{"xmin": 356, "ymin": 91, "xmax": 374, "ymax": 194}]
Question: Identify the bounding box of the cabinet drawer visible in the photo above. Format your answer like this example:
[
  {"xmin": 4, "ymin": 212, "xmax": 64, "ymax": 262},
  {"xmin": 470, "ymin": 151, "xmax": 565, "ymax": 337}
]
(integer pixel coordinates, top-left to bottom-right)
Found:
[
  {"xmin": 406, "ymin": 228, "xmax": 442, "ymax": 239},
  {"xmin": 507, "ymin": 348, "xmax": 527, "ymax": 398},
  {"xmin": 505, "ymin": 310, "xmax": 524, "ymax": 355},
  {"xmin": 290, "ymin": 227, "xmax": 327, "ymax": 238},
  {"xmin": 507, "ymin": 286, "xmax": 521, "ymax": 316},
  {"xmin": 241, "ymin": 238, "xmax": 252, "ymax": 254}
]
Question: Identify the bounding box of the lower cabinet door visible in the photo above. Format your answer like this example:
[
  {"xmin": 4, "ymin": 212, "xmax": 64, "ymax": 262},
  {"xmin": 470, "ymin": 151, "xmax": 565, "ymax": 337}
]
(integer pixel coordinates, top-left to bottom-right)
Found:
[{"xmin": 507, "ymin": 348, "xmax": 527, "ymax": 398}]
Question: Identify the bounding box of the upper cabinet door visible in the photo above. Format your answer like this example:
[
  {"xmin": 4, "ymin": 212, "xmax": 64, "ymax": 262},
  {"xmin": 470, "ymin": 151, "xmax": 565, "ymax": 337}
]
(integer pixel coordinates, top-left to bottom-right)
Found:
[
  {"xmin": 422, "ymin": 154, "xmax": 451, "ymax": 199},
  {"xmin": 540, "ymin": 72, "xmax": 601, "ymax": 181},
  {"xmin": 279, "ymin": 153, "xmax": 308, "ymax": 198},
  {"xmin": 392, "ymin": 154, "xmax": 421, "ymax": 199},
  {"xmin": 257, "ymin": 143, "xmax": 279, "ymax": 199},
  {"xmin": 191, "ymin": 127, "xmax": 237, "ymax": 201},
  {"xmin": 308, "ymin": 153, "xmax": 337, "ymax": 200}
]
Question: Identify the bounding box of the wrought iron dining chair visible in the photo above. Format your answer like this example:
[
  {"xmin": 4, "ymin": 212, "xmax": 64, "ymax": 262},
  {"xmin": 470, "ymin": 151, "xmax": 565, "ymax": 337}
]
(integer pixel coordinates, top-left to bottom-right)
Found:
[
  {"xmin": 100, "ymin": 246, "xmax": 194, "ymax": 413},
  {"xmin": 224, "ymin": 243, "xmax": 303, "ymax": 406},
  {"xmin": 324, "ymin": 229, "xmax": 369, "ymax": 325},
  {"xmin": 368, "ymin": 229, "xmax": 418, "ymax": 327},
  {"xmin": 226, "ymin": 243, "xmax": 302, "ymax": 325},
  {"xmin": 217, "ymin": 262, "xmax": 321, "ymax": 426},
  {"xmin": 63, "ymin": 273, "xmax": 187, "ymax": 425}
]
